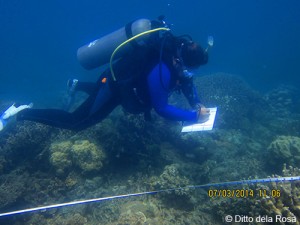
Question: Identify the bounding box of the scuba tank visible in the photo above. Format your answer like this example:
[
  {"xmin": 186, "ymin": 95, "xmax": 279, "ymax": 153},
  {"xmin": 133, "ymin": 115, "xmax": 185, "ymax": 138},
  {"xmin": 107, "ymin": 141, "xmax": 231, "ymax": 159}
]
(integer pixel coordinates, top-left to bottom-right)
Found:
[{"xmin": 77, "ymin": 18, "xmax": 166, "ymax": 70}]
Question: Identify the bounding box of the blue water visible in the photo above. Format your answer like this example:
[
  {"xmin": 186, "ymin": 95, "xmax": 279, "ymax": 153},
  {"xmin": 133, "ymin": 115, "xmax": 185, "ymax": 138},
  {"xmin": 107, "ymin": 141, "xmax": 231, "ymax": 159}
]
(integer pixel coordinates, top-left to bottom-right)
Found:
[{"xmin": 0, "ymin": 0, "xmax": 299, "ymax": 105}]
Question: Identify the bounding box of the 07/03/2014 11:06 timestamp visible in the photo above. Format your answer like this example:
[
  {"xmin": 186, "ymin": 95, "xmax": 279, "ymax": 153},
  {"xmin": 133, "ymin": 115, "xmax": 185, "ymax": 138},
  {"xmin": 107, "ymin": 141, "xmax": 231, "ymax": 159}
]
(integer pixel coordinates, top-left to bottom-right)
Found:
[{"xmin": 208, "ymin": 189, "xmax": 281, "ymax": 198}]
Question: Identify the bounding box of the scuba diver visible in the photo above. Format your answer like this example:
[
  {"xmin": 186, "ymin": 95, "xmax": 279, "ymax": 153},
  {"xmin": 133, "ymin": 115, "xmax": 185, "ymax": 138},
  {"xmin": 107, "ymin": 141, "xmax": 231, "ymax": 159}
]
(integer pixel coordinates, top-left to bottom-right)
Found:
[{"xmin": 0, "ymin": 17, "xmax": 211, "ymax": 132}]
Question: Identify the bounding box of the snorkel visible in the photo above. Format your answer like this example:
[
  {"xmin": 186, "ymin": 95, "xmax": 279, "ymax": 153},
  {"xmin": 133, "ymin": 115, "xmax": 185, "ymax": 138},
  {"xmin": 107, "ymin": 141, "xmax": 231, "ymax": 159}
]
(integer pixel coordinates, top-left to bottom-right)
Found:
[{"xmin": 205, "ymin": 35, "xmax": 214, "ymax": 52}]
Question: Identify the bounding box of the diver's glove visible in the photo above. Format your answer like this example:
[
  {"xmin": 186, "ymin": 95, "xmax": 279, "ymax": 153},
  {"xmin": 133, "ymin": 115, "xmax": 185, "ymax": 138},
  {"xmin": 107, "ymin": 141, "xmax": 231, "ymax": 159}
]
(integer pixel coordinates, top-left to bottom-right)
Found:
[
  {"xmin": 196, "ymin": 104, "xmax": 210, "ymax": 123},
  {"xmin": 0, "ymin": 103, "xmax": 33, "ymax": 131}
]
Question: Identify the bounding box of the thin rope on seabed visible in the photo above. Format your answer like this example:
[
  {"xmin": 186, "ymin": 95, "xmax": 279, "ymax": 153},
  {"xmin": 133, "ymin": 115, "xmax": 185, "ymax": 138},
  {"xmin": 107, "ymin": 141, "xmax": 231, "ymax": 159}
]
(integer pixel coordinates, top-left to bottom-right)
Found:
[{"xmin": 0, "ymin": 176, "xmax": 299, "ymax": 217}]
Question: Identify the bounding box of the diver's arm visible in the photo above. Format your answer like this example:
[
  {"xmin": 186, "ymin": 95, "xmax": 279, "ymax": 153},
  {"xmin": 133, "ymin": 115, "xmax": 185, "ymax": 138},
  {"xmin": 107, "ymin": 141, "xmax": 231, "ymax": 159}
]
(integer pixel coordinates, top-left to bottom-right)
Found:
[
  {"xmin": 147, "ymin": 63, "xmax": 198, "ymax": 122},
  {"xmin": 180, "ymin": 77, "xmax": 201, "ymax": 108},
  {"xmin": 180, "ymin": 77, "xmax": 210, "ymax": 122}
]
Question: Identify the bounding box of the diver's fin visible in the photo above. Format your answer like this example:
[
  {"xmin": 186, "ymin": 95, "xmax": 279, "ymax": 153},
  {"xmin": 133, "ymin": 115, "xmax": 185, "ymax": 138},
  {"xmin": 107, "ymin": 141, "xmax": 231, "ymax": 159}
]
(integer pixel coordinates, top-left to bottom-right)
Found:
[
  {"xmin": 0, "ymin": 103, "xmax": 33, "ymax": 131},
  {"xmin": 64, "ymin": 79, "xmax": 78, "ymax": 111},
  {"xmin": 2, "ymin": 103, "xmax": 33, "ymax": 120}
]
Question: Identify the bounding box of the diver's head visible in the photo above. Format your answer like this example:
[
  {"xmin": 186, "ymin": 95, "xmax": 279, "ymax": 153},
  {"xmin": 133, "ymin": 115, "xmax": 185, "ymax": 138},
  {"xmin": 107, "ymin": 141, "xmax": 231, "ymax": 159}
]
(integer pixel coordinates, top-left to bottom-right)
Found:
[
  {"xmin": 180, "ymin": 40, "xmax": 208, "ymax": 68},
  {"xmin": 173, "ymin": 38, "xmax": 208, "ymax": 79}
]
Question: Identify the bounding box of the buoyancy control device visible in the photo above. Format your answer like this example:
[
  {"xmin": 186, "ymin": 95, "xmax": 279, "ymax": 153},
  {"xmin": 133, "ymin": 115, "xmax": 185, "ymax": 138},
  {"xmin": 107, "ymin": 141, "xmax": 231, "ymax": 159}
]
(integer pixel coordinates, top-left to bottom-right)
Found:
[{"xmin": 77, "ymin": 18, "xmax": 169, "ymax": 71}]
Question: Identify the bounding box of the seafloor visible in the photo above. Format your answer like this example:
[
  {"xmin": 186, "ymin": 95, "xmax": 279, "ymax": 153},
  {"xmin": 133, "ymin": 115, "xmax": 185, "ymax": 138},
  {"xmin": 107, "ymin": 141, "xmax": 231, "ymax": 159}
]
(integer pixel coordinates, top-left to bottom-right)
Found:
[{"xmin": 0, "ymin": 72, "xmax": 300, "ymax": 225}]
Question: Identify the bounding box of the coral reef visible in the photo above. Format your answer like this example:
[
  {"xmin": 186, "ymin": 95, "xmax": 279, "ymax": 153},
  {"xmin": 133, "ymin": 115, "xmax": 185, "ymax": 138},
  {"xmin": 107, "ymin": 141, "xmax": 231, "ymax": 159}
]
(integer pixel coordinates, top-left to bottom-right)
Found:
[
  {"xmin": 0, "ymin": 156, "xmax": 6, "ymax": 174},
  {"xmin": 1, "ymin": 73, "xmax": 300, "ymax": 225},
  {"xmin": 72, "ymin": 140, "xmax": 105, "ymax": 172},
  {"xmin": 148, "ymin": 163, "xmax": 195, "ymax": 212},
  {"xmin": 0, "ymin": 122, "xmax": 54, "ymax": 172},
  {"xmin": 210, "ymin": 165, "xmax": 300, "ymax": 224},
  {"xmin": 114, "ymin": 201, "xmax": 157, "ymax": 225},
  {"xmin": 195, "ymin": 73, "xmax": 269, "ymax": 130},
  {"xmin": 264, "ymin": 85, "xmax": 300, "ymax": 137},
  {"xmin": 267, "ymin": 135, "xmax": 300, "ymax": 170},
  {"xmin": 21, "ymin": 212, "xmax": 88, "ymax": 225},
  {"xmin": 49, "ymin": 139, "xmax": 106, "ymax": 176},
  {"xmin": 264, "ymin": 85, "xmax": 300, "ymax": 115},
  {"xmin": 249, "ymin": 165, "xmax": 300, "ymax": 225},
  {"xmin": 0, "ymin": 169, "xmax": 28, "ymax": 209},
  {"xmin": 150, "ymin": 164, "xmax": 190, "ymax": 195},
  {"xmin": 50, "ymin": 140, "xmax": 73, "ymax": 175}
]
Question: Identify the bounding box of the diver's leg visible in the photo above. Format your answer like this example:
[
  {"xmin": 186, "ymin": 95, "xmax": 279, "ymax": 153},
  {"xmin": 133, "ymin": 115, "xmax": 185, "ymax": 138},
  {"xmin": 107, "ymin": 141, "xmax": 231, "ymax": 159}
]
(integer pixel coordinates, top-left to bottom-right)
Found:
[
  {"xmin": 72, "ymin": 81, "xmax": 98, "ymax": 95},
  {"xmin": 17, "ymin": 108, "xmax": 82, "ymax": 130},
  {"xmin": 68, "ymin": 73, "xmax": 108, "ymax": 95},
  {"xmin": 17, "ymin": 79, "xmax": 120, "ymax": 131},
  {"xmin": 65, "ymin": 79, "xmax": 98, "ymax": 111},
  {"xmin": 68, "ymin": 79, "xmax": 120, "ymax": 130},
  {"xmin": 65, "ymin": 80, "xmax": 97, "ymax": 111}
]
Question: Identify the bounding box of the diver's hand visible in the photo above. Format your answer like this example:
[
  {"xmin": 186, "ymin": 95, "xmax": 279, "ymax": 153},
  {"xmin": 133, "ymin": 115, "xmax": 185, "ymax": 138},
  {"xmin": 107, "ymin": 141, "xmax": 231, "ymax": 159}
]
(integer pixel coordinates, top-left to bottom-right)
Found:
[{"xmin": 197, "ymin": 105, "xmax": 210, "ymax": 123}]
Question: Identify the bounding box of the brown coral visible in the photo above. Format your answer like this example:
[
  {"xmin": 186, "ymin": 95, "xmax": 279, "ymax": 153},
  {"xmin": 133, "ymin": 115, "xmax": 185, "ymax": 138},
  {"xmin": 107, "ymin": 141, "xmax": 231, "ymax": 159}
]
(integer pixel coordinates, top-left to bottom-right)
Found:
[
  {"xmin": 49, "ymin": 139, "xmax": 106, "ymax": 176},
  {"xmin": 267, "ymin": 136, "xmax": 300, "ymax": 170}
]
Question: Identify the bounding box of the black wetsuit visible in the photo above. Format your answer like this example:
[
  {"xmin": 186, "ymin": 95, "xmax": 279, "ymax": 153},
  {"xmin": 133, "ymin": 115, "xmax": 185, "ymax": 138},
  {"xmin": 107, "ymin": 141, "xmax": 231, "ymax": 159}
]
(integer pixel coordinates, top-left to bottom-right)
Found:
[{"xmin": 17, "ymin": 47, "xmax": 201, "ymax": 131}]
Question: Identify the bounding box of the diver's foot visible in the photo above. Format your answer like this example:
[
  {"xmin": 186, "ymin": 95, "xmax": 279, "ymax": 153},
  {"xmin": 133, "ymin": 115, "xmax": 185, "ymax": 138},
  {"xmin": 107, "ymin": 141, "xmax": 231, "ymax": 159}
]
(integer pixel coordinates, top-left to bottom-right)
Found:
[
  {"xmin": 0, "ymin": 103, "xmax": 33, "ymax": 131},
  {"xmin": 67, "ymin": 79, "xmax": 79, "ymax": 95}
]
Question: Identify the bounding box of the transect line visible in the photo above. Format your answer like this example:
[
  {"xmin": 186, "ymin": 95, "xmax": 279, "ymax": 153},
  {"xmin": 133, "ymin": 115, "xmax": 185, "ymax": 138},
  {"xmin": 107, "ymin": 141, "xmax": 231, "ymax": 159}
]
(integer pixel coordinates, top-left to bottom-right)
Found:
[{"xmin": 1, "ymin": 176, "xmax": 299, "ymax": 217}]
